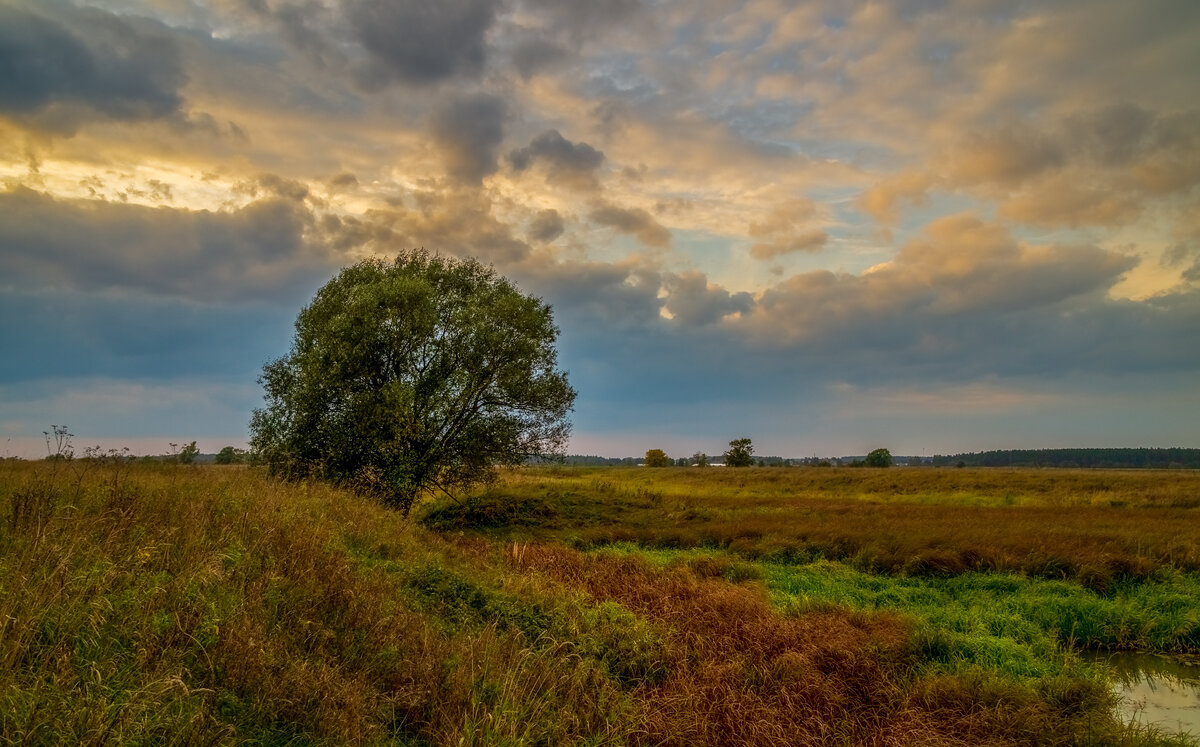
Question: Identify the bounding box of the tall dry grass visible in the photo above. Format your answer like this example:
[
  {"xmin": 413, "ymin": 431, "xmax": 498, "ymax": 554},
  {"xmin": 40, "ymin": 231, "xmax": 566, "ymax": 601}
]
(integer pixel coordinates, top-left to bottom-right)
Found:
[
  {"xmin": 511, "ymin": 545, "xmax": 1128, "ymax": 746},
  {"xmin": 0, "ymin": 460, "xmax": 628, "ymax": 744},
  {"xmin": 2, "ymin": 459, "xmax": 1188, "ymax": 745}
]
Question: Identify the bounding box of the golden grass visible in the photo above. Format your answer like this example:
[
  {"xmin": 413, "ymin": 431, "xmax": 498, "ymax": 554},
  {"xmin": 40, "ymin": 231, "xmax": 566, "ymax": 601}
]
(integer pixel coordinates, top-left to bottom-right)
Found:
[
  {"xmin": 508, "ymin": 464, "xmax": 1200, "ymax": 508},
  {"xmin": 429, "ymin": 466, "xmax": 1200, "ymax": 588}
]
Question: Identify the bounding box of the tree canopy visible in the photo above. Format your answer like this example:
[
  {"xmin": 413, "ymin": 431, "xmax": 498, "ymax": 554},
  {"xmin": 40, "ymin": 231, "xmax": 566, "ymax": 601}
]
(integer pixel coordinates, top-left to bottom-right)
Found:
[
  {"xmin": 864, "ymin": 448, "xmax": 893, "ymax": 468},
  {"xmin": 249, "ymin": 252, "xmax": 576, "ymax": 514},
  {"xmin": 724, "ymin": 438, "xmax": 754, "ymax": 467},
  {"xmin": 644, "ymin": 449, "xmax": 670, "ymax": 467}
]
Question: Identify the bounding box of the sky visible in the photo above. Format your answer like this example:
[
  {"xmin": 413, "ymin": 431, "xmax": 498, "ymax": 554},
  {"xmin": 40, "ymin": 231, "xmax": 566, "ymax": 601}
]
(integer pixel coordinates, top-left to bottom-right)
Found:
[{"xmin": 1, "ymin": 0, "xmax": 1199, "ymax": 460}]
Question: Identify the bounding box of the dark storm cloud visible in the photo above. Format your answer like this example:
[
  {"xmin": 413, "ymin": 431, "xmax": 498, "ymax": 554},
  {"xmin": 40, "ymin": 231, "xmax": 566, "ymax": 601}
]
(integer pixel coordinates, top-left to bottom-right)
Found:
[
  {"xmin": 0, "ymin": 289, "xmax": 296, "ymax": 384},
  {"xmin": 512, "ymin": 258, "xmax": 664, "ymax": 329},
  {"xmin": 348, "ymin": 0, "xmax": 498, "ymax": 87},
  {"xmin": 356, "ymin": 188, "xmax": 532, "ymax": 263},
  {"xmin": 509, "ymin": 130, "xmax": 605, "ymax": 188},
  {"xmin": 1162, "ymin": 243, "xmax": 1193, "ymax": 269},
  {"xmin": 271, "ymin": 1, "xmax": 346, "ymax": 71},
  {"xmin": 244, "ymin": 174, "xmax": 311, "ymax": 202},
  {"xmin": 0, "ymin": 1, "xmax": 186, "ymax": 132},
  {"xmin": 519, "ymin": 0, "xmax": 644, "ymax": 40},
  {"xmin": 527, "ymin": 209, "xmax": 565, "ymax": 242},
  {"xmin": 525, "ymin": 256, "xmax": 1200, "ymax": 425},
  {"xmin": 662, "ymin": 271, "xmax": 754, "ymax": 327},
  {"xmin": 589, "ymin": 202, "xmax": 671, "ymax": 248},
  {"xmin": 510, "ymin": 38, "xmax": 569, "ymax": 80},
  {"xmin": 430, "ymin": 94, "xmax": 509, "ymax": 183},
  {"xmin": 1162, "ymin": 242, "xmax": 1200, "ymax": 285},
  {"xmin": 1071, "ymin": 103, "xmax": 1155, "ymax": 166},
  {"xmin": 0, "ymin": 187, "xmax": 332, "ymax": 303},
  {"xmin": 509, "ymin": 210, "xmax": 1200, "ymax": 426}
]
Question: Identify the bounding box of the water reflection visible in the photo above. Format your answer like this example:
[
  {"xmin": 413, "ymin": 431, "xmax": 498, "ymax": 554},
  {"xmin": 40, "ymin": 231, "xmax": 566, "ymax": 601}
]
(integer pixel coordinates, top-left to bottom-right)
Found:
[{"xmin": 1087, "ymin": 651, "xmax": 1200, "ymax": 738}]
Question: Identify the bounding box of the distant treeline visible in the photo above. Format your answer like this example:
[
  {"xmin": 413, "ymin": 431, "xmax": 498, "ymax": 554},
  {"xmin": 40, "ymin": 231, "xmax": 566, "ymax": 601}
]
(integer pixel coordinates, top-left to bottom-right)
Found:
[
  {"xmin": 939, "ymin": 448, "xmax": 1200, "ymax": 469},
  {"xmin": 556, "ymin": 455, "xmax": 642, "ymax": 466},
  {"xmin": 546, "ymin": 448, "xmax": 1200, "ymax": 469}
]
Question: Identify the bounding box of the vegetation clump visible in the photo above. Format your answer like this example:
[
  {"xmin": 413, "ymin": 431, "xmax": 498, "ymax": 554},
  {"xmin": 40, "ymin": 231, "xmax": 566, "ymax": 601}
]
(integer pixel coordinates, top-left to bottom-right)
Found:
[
  {"xmin": 644, "ymin": 448, "xmax": 671, "ymax": 467},
  {"xmin": 723, "ymin": 438, "xmax": 754, "ymax": 467},
  {"xmin": 865, "ymin": 447, "xmax": 893, "ymax": 468},
  {"xmin": 250, "ymin": 251, "xmax": 575, "ymax": 514}
]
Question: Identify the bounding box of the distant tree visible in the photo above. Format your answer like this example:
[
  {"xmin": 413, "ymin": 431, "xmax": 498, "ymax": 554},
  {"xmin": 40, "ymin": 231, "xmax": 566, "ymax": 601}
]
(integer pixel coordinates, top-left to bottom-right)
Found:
[
  {"xmin": 675, "ymin": 457, "xmax": 690, "ymax": 467},
  {"xmin": 215, "ymin": 446, "xmax": 247, "ymax": 465},
  {"xmin": 168, "ymin": 441, "xmax": 199, "ymax": 465},
  {"xmin": 644, "ymin": 448, "xmax": 671, "ymax": 467},
  {"xmin": 693, "ymin": 452, "xmax": 709, "ymax": 467},
  {"xmin": 249, "ymin": 252, "xmax": 575, "ymax": 515},
  {"xmin": 724, "ymin": 438, "xmax": 754, "ymax": 468},
  {"xmin": 864, "ymin": 448, "xmax": 892, "ymax": 468}
]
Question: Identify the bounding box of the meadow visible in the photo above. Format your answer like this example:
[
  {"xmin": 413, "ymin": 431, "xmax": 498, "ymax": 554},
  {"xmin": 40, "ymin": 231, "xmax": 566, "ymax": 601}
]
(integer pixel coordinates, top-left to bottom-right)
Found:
[{"xmin": 2, "ymin": 458, "xmax": 1197, "ymax": 745}]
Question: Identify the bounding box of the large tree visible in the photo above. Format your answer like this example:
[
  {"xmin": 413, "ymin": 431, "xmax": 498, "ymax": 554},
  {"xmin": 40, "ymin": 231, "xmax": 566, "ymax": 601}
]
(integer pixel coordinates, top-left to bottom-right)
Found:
[
  {"xmin": 644, "ymin": 448, "xmax": 670, "ymax": 467},
  {"xmin": 250, "ymin": 252, "xmax": 576, "ymax": 514},
  {"xmin": 724, "ymin": 438, "xmax": 754, "ymax": 467},
  {"xmin": 864, "ymin": 448, "xmax": 893, "ymax": 468}
]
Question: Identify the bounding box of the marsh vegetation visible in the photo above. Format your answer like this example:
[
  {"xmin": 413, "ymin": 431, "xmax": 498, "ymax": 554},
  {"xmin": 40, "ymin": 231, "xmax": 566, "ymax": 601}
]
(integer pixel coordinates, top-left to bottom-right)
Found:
[{"xmin": 2, "ymin": 459, "xmax": 1197, "ymax": 744}]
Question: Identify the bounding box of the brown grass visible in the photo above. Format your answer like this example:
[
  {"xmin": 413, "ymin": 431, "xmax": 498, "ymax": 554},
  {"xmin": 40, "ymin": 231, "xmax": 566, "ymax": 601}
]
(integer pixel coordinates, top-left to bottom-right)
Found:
[
  {"xmin": 2, "ymin": 460, "xmax": 1174, "ymax": 745},
  {"xmin": 429, "ymin": 466, "xmax": 1200, "ymax": 588},
  {"xmin": 512, "ymin": 544, "xmax": 1118, "ymax": 746}
]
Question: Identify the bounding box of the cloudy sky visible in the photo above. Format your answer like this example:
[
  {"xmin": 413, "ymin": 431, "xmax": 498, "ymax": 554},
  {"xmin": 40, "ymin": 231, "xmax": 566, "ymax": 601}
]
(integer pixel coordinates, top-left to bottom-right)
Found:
[{"xmin": 2, "ymin": 0, "xmax": 1199, "ymax": 459}]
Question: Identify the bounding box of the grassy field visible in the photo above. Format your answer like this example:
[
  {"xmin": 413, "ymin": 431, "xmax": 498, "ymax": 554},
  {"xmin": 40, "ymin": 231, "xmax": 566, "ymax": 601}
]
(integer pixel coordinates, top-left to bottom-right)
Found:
[
  {"xmin": 2, "ymin": 459, "xmax": 1197, "ymax": 745},
  {"xmin": 425, "ymin": 467, "xmax": 1200, "ymax": 590}
]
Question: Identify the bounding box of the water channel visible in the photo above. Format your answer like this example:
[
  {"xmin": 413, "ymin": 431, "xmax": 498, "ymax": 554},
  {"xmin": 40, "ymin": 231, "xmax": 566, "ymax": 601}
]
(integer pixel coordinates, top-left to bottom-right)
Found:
[{"xmin": 1085, "ymin": 651, "xmax": 1200, "ymax": 740}]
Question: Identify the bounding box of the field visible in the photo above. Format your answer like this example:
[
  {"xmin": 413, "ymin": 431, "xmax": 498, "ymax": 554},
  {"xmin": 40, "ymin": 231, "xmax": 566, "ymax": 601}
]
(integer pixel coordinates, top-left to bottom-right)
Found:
[{"xmin": 2, "ymin": 459, "xmax": 1198, "ymax": 745}]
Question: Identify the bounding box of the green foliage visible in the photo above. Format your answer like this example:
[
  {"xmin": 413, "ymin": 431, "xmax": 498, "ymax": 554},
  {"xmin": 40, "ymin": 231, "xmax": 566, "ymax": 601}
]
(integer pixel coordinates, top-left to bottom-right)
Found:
[
  {"xmin": 693, "ymin": 452, "xmax": 708, "ymax": 467},
  {"xmin": 644, "ymin": 448, "xmax": 670, "ymax": 468},
  {"xmin": 401, "ymin": 563, "xmax": 557, "ymax": 639},
  {"xmin": 766, "ymin": 560, "xmax": 1200, "ymax": 657},
  {"xmin": 214, "ymin": 446, "xmax": 247, "ymax": 465},
  {"xmin": 167, "ymin": 441, "xmax": 199, "ymax": 465},
  {"xmin": 953, "ymin": 447, "xmax": 1200, "ymax": 469},
  {"xmin": 864, "ymin": 447, "xmax": 893, "ymax": 468},
  {"xmin": 723, "ymin": 438, "xmax": 754, "ymax": 467},
  {"xmin": 421, "ymin": 491, "xmax": 560, "ymax": 531},
  {"xmin": 250, "ymin": 251, "xmax": 576, "ymax": 514}
]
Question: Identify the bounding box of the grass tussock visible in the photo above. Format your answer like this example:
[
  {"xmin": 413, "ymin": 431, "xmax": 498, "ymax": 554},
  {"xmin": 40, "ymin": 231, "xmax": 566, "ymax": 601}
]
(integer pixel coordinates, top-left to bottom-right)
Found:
[{"xmin": 1, "ymin": 459, "xmax": 1192, "ymax": 745}]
